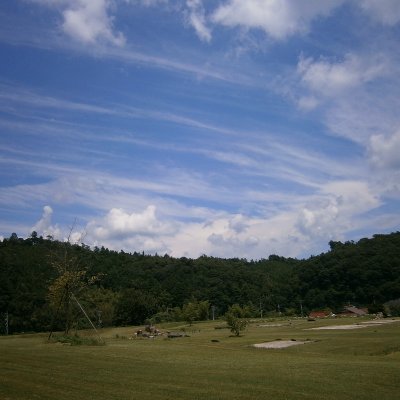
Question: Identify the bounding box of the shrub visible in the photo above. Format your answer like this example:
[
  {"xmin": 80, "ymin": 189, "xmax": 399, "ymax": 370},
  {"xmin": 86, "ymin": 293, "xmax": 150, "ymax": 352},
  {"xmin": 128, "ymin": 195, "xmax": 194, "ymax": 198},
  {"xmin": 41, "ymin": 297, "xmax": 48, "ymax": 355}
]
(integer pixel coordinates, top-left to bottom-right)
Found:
[
  {"xmin": 50, "ymin": 334, "xmax": 105, "ymax": 346},
  {"xmin": 384, "ymin": 298, "xmax": 400, "ymax": 316}
]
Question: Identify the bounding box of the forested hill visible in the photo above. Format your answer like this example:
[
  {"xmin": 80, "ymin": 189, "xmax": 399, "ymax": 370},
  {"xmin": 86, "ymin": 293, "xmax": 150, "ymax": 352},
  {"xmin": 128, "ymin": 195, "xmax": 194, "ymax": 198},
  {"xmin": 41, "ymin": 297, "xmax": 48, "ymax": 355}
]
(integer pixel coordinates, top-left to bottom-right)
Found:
[{"xmin": 0, "ymin": 232, "xmax": 399, "ymax": 333}]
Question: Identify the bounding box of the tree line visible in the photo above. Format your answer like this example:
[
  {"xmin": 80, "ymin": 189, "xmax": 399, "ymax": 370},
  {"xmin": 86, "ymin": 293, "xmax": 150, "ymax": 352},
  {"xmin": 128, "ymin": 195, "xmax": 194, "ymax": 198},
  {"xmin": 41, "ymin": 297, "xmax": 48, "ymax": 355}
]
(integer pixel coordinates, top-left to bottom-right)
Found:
[{"xmin": 1, "ymin": 231, "xmax": 400, "ymax": 334}]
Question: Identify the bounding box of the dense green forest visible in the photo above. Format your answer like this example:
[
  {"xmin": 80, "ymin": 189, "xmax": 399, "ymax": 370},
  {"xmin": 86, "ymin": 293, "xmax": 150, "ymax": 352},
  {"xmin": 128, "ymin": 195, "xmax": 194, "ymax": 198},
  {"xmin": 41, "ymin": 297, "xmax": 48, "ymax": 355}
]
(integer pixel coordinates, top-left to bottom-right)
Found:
[{"xmin": 1, "ymin": 232, "xmax": 400, "ymax": 334}]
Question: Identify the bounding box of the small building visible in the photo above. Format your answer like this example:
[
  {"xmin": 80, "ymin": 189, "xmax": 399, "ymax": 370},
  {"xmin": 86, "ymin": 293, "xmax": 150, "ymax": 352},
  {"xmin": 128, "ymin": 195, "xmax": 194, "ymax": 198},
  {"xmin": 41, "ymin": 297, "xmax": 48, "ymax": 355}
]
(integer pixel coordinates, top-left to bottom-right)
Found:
[
  {"xmin": 337, "ymin": 306, "xmax": 367, "ymax": 317},
  {"xmin": 308, "ymin": 310, "xmax": 330, "ymax": 319}
]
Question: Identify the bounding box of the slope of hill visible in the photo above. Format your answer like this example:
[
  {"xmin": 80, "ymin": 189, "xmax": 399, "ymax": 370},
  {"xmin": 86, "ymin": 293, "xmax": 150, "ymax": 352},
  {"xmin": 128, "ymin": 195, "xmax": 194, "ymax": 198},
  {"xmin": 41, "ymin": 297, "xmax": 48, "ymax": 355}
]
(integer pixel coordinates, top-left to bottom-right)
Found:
[{"xmin": 1, "ymin": 232, "xmax": 399, "ymax": 333}]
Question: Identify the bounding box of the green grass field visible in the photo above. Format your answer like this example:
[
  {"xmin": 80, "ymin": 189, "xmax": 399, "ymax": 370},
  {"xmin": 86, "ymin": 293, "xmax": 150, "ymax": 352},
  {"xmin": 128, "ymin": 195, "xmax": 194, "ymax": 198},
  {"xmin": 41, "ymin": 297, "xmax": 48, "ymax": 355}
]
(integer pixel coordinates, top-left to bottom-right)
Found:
[{"xmin": 1, "ymin": 317, "xmax": 399, "ymax": 400}]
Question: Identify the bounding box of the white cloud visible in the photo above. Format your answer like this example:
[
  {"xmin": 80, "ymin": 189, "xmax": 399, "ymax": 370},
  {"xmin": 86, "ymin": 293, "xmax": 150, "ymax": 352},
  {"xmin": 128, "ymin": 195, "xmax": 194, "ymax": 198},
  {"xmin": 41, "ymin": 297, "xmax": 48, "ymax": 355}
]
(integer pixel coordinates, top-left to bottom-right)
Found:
[
  {"xmin": 359, "ymin": 0, "xmax": 400, "ymax": 26},
  {"xmin": 83, "ymin": 207, "xmax": 286, "ymax": 259},
  {"xmin": 369, "ymin": 130, "xmax": 400, "ymax": 169},
  {"xmin": 185, "ymin": 0, "xmax": 212, "ymax": 42},
  {"xmin": 293, "ymin": 51, "xmax": 397, "ymax": 149},
  {"xmin": 228, "ymin": 214, "xmax": 249, "ymax": 233},
  {"xmin": 168, "ymin": 215, "xmax": 265, "ymax": 259},
  {"xmin": 320, "ymin": 81, "xmax": 400, "ymax": 145},
  {"xmin": 210, "ymin": 0, "xmax": 400, "ymax": 41},
  {"xmin": 160, "ymin": 208, "xmax": 320, "ymax": 259},
  {"xmin": 297, "ymin": 54, "xmax": 386, "ymax": 97},
  {"xmin": 296, "ymin": 180, "xmax": 380, "ymax": 240},
  {"xmin": 30, "ymin": 0, "xmax": 125, "ymax": 46},
  {"xmin": 212, "ymin": 0, "xmax": 344, "ymax": 40},
  {"xmin": 84, "ymin": 205, "xmax": 180, "ymax": 254},
  {"xmin": 32, "ymin": 205, "xmax": 62, "ymax": 238},
  {"xmin": 296, "ymin": 200, "xmax": 340, "ymax": 238},
  {"xmin": 23, "ymin": 177, "xmax": 385, "ymax": 259},
  {"xmin": 88, "ymin": 205, "xmax": 178, "ymax": 240},
  {"xmin": 321, "ymin": 180, "xmax": 380, "ymax": 214},
  {"xmin": 63, "ymin": 0, "xmax": 125, "ymax": 46},
  {"xmin": 367, "ymin": 131, "xmax": 400, "ymax": 200}
]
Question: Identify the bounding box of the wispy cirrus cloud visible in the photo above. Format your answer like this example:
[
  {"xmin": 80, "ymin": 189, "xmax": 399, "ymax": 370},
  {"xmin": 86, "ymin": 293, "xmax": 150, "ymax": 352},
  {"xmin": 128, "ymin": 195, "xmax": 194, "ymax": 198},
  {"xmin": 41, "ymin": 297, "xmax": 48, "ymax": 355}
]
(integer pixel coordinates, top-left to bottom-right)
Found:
[
  {"xmin": 290, "ymin": 48, "xmax": 399, "ymax": 154},
  {"xmin": 0, "ymin": 80, "xmax": 368, "ymax": 192},
  {"xmin": 0, "ymin": 82, "xmax": 248, "ymax": 142},
  {"xmin": 185, "ymin": 0, "xmax": 212, "ymax": 42},
  {"xmin": 1, "ymin": 6, "xmax": 248, "ymax": 84}
]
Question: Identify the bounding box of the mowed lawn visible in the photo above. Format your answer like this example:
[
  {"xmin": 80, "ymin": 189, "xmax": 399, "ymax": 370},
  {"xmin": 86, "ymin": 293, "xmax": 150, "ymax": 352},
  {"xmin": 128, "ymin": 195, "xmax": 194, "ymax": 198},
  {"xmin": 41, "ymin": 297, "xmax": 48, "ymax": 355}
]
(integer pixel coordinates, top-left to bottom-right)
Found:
[{"xmin": 1, "ymin": 318, "xmax": 399, "ymax": 400}]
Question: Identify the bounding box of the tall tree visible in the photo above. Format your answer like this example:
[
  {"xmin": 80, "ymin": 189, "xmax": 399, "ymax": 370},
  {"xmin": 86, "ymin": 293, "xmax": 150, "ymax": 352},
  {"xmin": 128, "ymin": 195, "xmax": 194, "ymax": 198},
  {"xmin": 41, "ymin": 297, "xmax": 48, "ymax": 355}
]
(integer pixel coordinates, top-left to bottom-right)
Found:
[{"xmin": 47, "ymin": 232, "xmax": 95, "ymax": 336}]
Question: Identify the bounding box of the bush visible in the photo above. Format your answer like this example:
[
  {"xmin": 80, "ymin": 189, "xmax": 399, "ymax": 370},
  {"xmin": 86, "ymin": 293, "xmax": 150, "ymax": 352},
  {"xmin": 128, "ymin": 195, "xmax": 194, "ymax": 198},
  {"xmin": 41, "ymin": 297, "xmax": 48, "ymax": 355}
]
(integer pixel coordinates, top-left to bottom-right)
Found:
[
  {"xmin": 384, "ymin": 299, "xmax": 400, "ymax": 316},
  {"xmin": 367, "ymin": 303, "xmax": 385, "ymax": 314},
  {"xmin": 50, "ymin": 334, "xmax": 105, "ymax": 346}
]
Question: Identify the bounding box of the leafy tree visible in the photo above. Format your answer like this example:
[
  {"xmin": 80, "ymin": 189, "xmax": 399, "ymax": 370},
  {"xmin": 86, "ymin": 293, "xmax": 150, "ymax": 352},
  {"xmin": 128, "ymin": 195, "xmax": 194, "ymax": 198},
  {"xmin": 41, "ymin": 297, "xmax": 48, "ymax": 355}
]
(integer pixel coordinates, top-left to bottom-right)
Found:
[
  {"xmin": 47, "ymin": 236, "xmax": 96, "ymax": 335},
  {"xmin": 182, "ymin": 300, "xmax": 210, "ymax": 325},
  {"xmin": 0, "ymin": 233, "xmax": 53, "ymax": 333},
  {"xmin": 83, "ymin": 287, "xmax": 118, "ymax": 327},
  {"xmin": 225, "ymin": 304, "xmax": 249, "ymax": 336},
  {"xmin": 197, "ymin": 300, "xmax": 210, "ymax": 320},
  {"xmin": 182, "ymin": 302, "xmax": 198, "ymax": 325},
  {"xmin": 114, "ymin": 288, "xmax": 157, "ymax": 326}
]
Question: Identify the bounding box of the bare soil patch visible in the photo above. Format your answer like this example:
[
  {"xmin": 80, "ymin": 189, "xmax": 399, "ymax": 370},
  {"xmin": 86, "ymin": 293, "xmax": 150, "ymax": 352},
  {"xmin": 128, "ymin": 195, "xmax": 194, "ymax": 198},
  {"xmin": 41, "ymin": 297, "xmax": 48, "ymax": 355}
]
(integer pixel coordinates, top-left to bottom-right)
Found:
[
  {"xmin": 307, "ymin": 319, "xmax": 399, "ymax": 330},
  {"xmin": 308, "ymin": 324, "xmax": 366, "ymax": 330},
  {"xmin": 254, "ymin": 340, "xmax": 310, "ymax": 349},
  {"xmin": 361, "ymin": 319, "xmax": 399, "ymax": 325}
]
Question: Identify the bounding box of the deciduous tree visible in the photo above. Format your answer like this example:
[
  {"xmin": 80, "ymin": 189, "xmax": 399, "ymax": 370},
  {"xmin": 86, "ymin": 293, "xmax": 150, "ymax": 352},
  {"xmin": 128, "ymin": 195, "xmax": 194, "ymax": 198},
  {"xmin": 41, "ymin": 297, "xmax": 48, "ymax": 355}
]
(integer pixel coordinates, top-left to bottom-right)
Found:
[
  {"xmin": 225, "ymin": 304, "xmax": 249, "ymax": 336},
  {"xmin": 47, "ymin": 231, "xmax": 96, "ymax": 335}
]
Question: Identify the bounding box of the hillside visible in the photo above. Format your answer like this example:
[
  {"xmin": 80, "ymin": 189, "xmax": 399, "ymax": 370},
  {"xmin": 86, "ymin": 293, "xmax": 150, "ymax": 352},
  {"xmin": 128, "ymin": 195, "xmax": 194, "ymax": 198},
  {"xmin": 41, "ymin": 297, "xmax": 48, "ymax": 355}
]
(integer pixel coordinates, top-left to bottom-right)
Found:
[{"xmin": 1, "ymin": 232, "xmax": 399, "ymax": 333}]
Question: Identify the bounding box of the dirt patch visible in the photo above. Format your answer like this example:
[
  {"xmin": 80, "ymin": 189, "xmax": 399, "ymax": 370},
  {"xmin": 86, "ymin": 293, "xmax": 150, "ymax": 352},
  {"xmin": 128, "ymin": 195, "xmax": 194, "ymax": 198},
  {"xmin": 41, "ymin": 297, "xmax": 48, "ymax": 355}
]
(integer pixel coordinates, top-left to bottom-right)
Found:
[
  {"xmin": 254, "ymin": 340, "xmax": 310, "ymax": 349},
  {"xmin": 307, "ymin": 319, "xmax": 399, "ymax": 330},
  {"xmin": 307, "ymin": 324, "xmax": 366, "ymax": 330},
  {"xmin": 361, "ymin": 319, "xmax": 399, "ymax": 325}
]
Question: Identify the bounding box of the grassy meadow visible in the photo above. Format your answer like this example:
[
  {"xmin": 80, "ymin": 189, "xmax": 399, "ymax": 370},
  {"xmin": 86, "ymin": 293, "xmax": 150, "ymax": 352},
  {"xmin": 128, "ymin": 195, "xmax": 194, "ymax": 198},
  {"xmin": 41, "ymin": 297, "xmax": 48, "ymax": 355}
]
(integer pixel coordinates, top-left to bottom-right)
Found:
[{"xmin": 1, "ymin": 317, "xmax": 399, "ymax": 400}]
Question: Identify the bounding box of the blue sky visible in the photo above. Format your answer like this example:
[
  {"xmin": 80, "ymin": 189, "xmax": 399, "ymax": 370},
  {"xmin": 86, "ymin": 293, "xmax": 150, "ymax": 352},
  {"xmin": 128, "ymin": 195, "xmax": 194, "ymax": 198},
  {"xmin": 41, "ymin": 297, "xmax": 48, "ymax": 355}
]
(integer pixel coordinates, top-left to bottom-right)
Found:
[{"xmin": 1, "ymin": 0, "xmax": 399, "ymax": 259}]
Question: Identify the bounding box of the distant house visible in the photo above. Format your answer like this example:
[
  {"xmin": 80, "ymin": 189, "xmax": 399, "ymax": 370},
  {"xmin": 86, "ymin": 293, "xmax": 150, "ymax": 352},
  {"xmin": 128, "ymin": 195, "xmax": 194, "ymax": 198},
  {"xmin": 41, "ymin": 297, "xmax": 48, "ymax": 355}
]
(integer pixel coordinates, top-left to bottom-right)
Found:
[
  {"xmin": 337, "ymin": 306, "xmax": 367, "ymax": 317},
  {"xmin": 308, "ymin": 310, "xmax": 330, "ymax": 319}
]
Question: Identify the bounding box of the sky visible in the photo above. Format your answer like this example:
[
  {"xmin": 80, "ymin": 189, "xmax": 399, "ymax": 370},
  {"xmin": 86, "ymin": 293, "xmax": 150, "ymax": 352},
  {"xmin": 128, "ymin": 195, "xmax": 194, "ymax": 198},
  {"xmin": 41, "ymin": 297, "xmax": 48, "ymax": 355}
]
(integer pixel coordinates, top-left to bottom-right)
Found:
[{"xmin": 0, "ymin": 0, "xmax": 399, "ymax": 260}]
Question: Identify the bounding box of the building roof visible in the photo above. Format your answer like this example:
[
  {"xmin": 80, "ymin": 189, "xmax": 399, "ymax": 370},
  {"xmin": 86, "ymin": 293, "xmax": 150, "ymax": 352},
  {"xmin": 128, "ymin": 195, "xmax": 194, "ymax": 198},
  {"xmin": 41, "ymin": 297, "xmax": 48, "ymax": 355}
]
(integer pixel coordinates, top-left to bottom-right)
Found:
[{"xmin": 339, "ymin": 306, "xmax": 367, "ymax": 316}]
